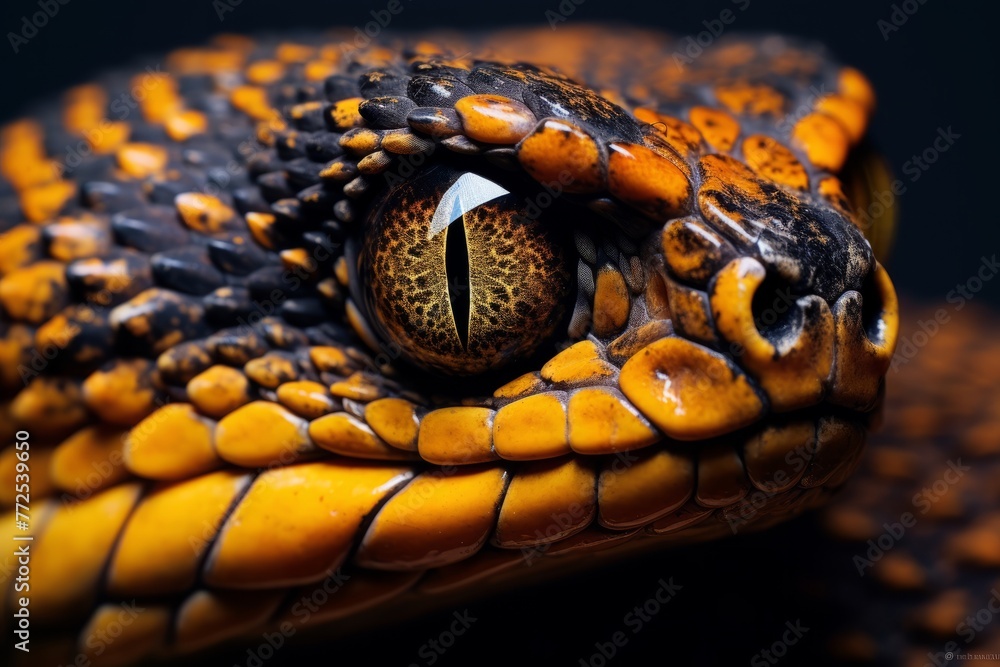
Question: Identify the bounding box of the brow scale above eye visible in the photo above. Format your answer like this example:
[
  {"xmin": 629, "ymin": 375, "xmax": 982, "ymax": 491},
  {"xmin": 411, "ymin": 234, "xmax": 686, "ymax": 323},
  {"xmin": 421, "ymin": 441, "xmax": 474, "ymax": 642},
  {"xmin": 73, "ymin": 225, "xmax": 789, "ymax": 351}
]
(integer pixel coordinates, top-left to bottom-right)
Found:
[{"xmin": 427, "ymin": 172, "xmax": 510, "ymax": 238}]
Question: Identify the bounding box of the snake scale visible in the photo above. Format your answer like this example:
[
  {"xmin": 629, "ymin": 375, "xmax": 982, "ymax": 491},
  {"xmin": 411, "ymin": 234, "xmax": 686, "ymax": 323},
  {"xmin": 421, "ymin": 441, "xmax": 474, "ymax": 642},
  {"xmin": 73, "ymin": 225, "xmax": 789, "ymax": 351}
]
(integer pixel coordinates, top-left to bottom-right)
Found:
[{"xmin": 0, "ymin": 25, "xmax": 996, "ymax": 666}]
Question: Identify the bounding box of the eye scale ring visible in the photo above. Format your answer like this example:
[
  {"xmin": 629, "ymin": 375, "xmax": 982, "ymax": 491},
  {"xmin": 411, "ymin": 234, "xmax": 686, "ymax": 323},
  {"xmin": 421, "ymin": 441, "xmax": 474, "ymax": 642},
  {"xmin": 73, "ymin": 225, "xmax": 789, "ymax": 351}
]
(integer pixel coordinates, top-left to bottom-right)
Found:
[{"xmin": 360, "ymin": 165, "xmax": 572, "ymax": 377}]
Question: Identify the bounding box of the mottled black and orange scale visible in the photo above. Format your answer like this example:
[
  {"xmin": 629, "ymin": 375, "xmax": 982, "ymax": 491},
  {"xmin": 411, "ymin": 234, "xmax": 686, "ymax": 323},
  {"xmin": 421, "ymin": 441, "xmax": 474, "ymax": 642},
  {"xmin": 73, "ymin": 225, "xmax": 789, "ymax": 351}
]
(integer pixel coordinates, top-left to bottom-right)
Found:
[{"xmin": 0, "ymin": 25, "xmax": 988, "ymax": 666}]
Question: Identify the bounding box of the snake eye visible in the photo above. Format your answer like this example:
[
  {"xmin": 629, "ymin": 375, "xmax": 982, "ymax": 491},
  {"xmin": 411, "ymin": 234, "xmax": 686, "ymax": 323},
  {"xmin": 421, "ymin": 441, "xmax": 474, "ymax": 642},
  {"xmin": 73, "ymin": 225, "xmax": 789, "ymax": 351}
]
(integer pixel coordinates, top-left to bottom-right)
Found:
[{"xmin": 360, "ymin": 165, "xmax": 572, "ymax": 376}]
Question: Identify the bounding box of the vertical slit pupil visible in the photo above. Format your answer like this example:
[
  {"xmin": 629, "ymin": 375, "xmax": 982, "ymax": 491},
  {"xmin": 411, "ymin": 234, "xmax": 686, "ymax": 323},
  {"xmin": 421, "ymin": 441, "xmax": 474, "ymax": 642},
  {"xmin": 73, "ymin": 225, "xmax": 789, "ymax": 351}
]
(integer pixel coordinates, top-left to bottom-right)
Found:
[{"xmin": 445, "ymin": 216, "xmax": 471, "ymax": 350}]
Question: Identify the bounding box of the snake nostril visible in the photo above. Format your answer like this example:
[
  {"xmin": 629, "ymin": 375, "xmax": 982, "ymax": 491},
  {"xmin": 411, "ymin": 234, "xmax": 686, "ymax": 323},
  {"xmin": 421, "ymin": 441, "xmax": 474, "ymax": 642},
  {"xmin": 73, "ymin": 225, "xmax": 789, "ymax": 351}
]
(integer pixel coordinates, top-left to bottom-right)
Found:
[
  {"xmin": 859, "ymin": 268, "xmax": 888, "ymax": 345},
  {"xmin": 750, "ymin": 273, "xmax": 800, "ymax": 346}
]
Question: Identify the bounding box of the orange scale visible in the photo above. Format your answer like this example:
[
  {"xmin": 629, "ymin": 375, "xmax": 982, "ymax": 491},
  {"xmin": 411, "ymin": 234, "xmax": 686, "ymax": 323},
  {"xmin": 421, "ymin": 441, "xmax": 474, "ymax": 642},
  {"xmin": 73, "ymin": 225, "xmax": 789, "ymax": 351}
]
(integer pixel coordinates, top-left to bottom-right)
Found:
[
  {"xmin": 309, "ymin": 412, "xmax": 412, "ymax": 460},
  {"xmin": 493, "ymin": 392, "xmax": 570, "ymax": 460},
  {"xmin": 43, "ymin": 217, "xmax": 112, "ymax": 261},
  {"xmin": 364, "ymin": 397, "xmax": 421, "ymax": 452},
  {"xmin": 838, "ymin": 67, "xmax": 876, "ymax": 114},
  {"xmin": 244, "ymin": 211, "xmax": 277, "ymax": 249},
  {"xmin": 304, "ymin": 59, "xmax": 338, "ymax": 81},
  {"xmin": 125, "ymin": 403, "xmax": 220, "ymax": 480},
  {"xmin": 607, "ymin": 141, "xmax": 692, "ymax": 219},
  {"xmin": 742, "ymin": 421, "xmax": 815, "ymax": 494},
  {"xmin": 86, "ymin": 120, "xmax": 131, "ymax": 154},
  {"xmin": 815, "ymin": 94, "xmax": 868, "ymax": 143},
  {"xmin": 494, "ymin": 457, "xmax": 596, "ymax": 548},
  {"xmin": 792, "ymin": 112, "xmax": 851, "ymax": 173},
  {"xmin": 164, "ymin": 110, "xmax": 208, "ymax": 142},
  {"xmin": 493, "ymin": 371, "xmax": 547, "ymax": 399},
  {"xmin": 688, "ymin": 106, "xmax": 740, "ymax": 152},
  {"xmin": 63, "ymin": 84, "xmax": 106, "ymax": 135},
  {"xmin": 0, "ymin": 324, "xmax": 33, "ymax": 391},
  {"xmin": 275, "ymin": 42, "xmax": 316, "ymax": 63},
  {"xmin": 598, "ymin": 448, "xmax": 694, "ymax": 529},
  {"xmin": 355, "ymin": 466, "xmax": 508, "ymax": 570},
  {"xmin": 328, "ymin": 97, "xmax": 366, "ymax": 130},
  {"xmin": 134, "ymin": 72, "xmax": 182, "ymax": 123},
  {"xmin": 0, "ymin": 260, "xmax": 69, "ymax": 324},
  {"xmin": 619, "ymin": 336, "xmax": 764, "ymax": 440},
  {"xmin": 30, "ymin": 485, "xmax": 141, "ymax": 620},
  {"xmin": 276, "ymin": 380, "xmax": 335, "ymax": 419},
  {"xmin": 741, "ymin": 134, "xmax": 810, "ymax": 191},
  {"xmin": 10, "ymin": 376, "xmax": 88, "ymax": 437},
  {"xmin": 116, "ymin": 142, "xmax": 168, "ymax": 179},
  {"xmin": 167, "ymin": 48, "xmax": 246, "ymax": 75},
  {"xmin": 215, "ymin": 401, "xmax": 315, "ymax": 468},
  {"xmin": 308, "ymin": 345, "xmax": 354, "ymax": 375},
  {"xmin": 186, "ymin": 365, "xmax": 252, "ymax": 419},
  {"xmin": 82, "ymin": 358, "xmax": 159, "ymax": 426},
  {"xmin": 540, "ymin": 339, "xmax": 616, "ymax": 385},
  {"xmin": 50, "ymin": 425, "xmax": 130, "ymax": 495},
  {"xmin": 0, "ymin": 225, "xmax": 43, "ymax": 276},
  {"xmin": 694, "ymin": 444, "xmax": 750, "ymax": 508},
  {"xmin": 710, "ymin": 257, "xmax": 834, "ymax": 411},
  {"xmin": 634, "ymin": 108, "xmax": 702, "ymax": 161},
  {"xmin": 19, "ymin": 180, "xmax": 76, "ymax": 223},
  {"xmin": 175, "ymin": 192, "xmax": 237, "ymax": 234},
  {"xmin": 77, "ymin": 604, "xmax": 172, "ymax": 665},
  {"xmin": 173, "ymin": 590, "xmax": 285, "ymax": 655},
  {"xmin": 245, "ymin": 59, "xmax": 286, "ymax": 85},
  {"xmin": 567, "ymin": 387, "xmax": 660, "ymax": 455},
  {"xmin": 106, "ymin": 470, "xmax": 251, "ymax": 597},
  {"xmin": 229, "ymin": 85, "xmax": 277, "ymax": 122},
  {"xmin": 714, "ymin": 82, "xmax": 786, "ymax": 116},
  {"xmin": 454, "ymin": 94, "xmax": 536, "ymax": 144},
  {"xmin": 417, "ymin": 406, "xmax": 497, "ymax": 465},
  {"xmin": 205, "ymin": 461, "xmax": 413, "ymax": 587},
  {"xmin": 329, "ymin": 372, "xmax": 384, "ymax": 402},
  {"xmin": 517, "ymin": 119, "xmax": 606, "ymax": 193}
]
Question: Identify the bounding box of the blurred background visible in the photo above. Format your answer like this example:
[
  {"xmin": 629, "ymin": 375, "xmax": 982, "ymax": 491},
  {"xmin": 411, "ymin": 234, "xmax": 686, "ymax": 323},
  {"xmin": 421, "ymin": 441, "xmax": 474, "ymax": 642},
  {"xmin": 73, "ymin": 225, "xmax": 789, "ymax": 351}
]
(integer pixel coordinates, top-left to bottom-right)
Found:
[
  {"xmin": 1, "ymin": 0, "xmax": 997, "ymax": 665},
  {"xmin": 1, "ymin": 0, "xmax": 997, "ymax": 307}
]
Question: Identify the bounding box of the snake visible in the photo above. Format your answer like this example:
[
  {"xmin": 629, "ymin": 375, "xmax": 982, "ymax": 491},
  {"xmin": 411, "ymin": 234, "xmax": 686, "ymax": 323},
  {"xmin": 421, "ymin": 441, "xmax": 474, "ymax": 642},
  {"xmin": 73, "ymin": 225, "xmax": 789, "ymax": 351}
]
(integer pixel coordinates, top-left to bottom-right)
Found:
[{"xmin": 0, "ymin": 25, "xmax": 996, "ymax": 666}]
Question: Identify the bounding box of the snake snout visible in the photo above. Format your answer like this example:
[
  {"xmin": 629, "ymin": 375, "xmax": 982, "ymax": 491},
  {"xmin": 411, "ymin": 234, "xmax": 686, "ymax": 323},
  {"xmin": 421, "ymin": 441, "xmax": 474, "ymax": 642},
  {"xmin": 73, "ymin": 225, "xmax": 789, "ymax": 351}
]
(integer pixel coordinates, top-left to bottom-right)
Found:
[{"xmin": 664, "ymin": 155, "xmax": 899, "ymax": 416}]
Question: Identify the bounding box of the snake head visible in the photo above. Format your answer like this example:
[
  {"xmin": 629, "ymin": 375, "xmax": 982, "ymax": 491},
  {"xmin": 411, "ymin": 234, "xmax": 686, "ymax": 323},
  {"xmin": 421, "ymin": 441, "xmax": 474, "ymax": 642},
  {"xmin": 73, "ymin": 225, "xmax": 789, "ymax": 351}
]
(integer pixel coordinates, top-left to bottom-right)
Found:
[
  {"xmin": 280, "ymin": 42, "xmax": 901, "ymax": 537},
  {"xmin": 0, "ymin": 36, "xmax": 904, "ymax": 648}
]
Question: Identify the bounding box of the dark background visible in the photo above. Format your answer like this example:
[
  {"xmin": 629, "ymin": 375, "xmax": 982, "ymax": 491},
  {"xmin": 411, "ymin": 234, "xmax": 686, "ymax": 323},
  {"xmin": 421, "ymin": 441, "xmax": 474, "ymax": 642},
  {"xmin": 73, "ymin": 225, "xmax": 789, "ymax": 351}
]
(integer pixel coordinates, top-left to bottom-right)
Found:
[
  {"xmin": 0, "ymin": 1, "xmax": 996, "ymax": 665},
  {"xmin": 1, "ymin": 0, "xmax": 997, "ymax": 308}
]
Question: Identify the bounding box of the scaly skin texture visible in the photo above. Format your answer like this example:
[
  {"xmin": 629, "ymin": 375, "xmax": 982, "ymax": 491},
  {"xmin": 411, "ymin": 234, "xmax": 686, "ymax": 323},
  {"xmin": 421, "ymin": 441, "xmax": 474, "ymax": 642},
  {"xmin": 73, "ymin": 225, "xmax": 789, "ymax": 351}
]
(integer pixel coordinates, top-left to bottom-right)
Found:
[{"xmin": 0, "ymin": 26, "xmax": 925, "ymax": 664}]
